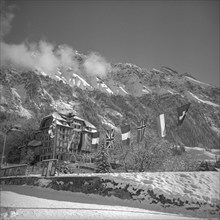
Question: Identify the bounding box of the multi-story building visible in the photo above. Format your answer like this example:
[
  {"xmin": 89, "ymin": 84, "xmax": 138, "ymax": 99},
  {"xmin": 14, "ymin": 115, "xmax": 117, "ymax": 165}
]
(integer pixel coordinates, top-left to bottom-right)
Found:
[{"xmin": 34, "ymin": 112, "xmax": 97, "ymax": 162}]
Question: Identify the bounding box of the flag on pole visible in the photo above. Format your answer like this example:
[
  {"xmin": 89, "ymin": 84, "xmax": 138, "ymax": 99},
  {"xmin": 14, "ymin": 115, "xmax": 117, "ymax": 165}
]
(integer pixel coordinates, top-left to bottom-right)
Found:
[
  {"xmin": 157, "ymin": 113, "xmax": 166, "ymax": 137},
  {"xmin": 48, "ymin": 118, "xmax": 56, "ymax": 138},
  {"xmin": 137, "ymin": 119, "xmax": 146, "ymax": 143},
  {"xmin": 177, "ymin": 103, "xmax": 191, "ymax": 126},
  {"xmin": 121, "ymin": 125, "xmax": 130, "ymax": 145},
  {"xmin": 91, "ymin": 131, "xmax": 100, "ymax": 148},
  {"xmin": 106, "ymin": 129, "xmax": 115, "ymax": 149},
  {"xmin": 67, "ymin": 132, "xmax": 76, "ymax": 152}
]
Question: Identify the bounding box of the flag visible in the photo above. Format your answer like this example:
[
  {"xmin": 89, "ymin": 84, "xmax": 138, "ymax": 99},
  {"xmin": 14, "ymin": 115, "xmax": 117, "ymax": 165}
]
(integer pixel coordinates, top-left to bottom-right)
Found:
[
  {"xmin": 48, "ymin": 118, "xmax": 56, "ymax": 138},
  {"xmin": 106, "ymin": 129, "xmax": 115, "ymax": 149},
  {"xmin": 91, "ymin": 131, "xmax": 100, "ymax": 148},
  {"xmin": 121, "ymin": 125, "xmax": 130, "ymax": 145},
  {"xmin": 137, "ymin": 119, "xmax": 146, "ymax": 143},
  {"xmin": 177, "ymin": 103, "xmax": 191, "ymax": 126},
  {"xmin": 157, "ymin": 114, "xmax": 166, "ymax": 137},
  {"xmin": 67, "ymin": 132, "xmax": 76, "ymax": 152}
]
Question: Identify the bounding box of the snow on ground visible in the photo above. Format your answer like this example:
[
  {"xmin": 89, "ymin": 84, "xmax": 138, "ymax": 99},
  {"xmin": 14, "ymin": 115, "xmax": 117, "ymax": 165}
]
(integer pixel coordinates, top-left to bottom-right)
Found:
[
  {"xmin": 188, "ymin": 92, "xmax": 219, "ymax": 107},
  {"xmin": 152, "ymin": 68, "xmax": 164, "ymax": 74},
  {"xmin": 1, "ymin": 185, "xmax": 201, "ymax": 220},
  {"xmin": 119, "ymin": 86, "xmax": 129, "ymax": 94},
  {"xmin": 53, "ymin": 100, "xmax": 75, "ymax": 113},
  {"xmin": 185, "ymin": 76, "xmax": 210, "ymax": 86},
  {"xmin": 55, "ymin": 75, "xmax": 67, "ymax": 84},
  {"xmin": 142, "ymin": 86, "xmax": 152, "ymax": 94},
  {"xmin": 167, "ymin": 89, "xmax": 179, "ymax": 95},
  {"xmin": 36, "ymin": 171, "xmax": 219, "ymax": 207},
  {"xmin": 99, "ymin": 82, "xmax": 114, "ymax": 94},
  {"xmin": 17, "ymin": 106, "xmax": 33, "ymax": 119},
  {"xmin": 98, "ymin": 115, "xmax": 119, "ymax": 131},
  {"xmin": 72, "ymin": 73, "xmax": 91, "ymax": 88},
  {"xmin": 100, "ymin": 172, "xmax": 220, "ymax": 205},
  {"xmin": 1, "ymin": 171, "xmax": 219, "ymax": 219},
  {"xmin": 185, "ymin": 146, "xmax": 220, "ymax": 160}
]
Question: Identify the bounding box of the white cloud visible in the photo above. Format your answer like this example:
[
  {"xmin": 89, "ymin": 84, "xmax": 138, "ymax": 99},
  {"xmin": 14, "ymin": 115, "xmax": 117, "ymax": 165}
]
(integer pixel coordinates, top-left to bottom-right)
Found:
[{"xmin": 83, "ymin": 52, "xmax": 111, "ymax": 78}]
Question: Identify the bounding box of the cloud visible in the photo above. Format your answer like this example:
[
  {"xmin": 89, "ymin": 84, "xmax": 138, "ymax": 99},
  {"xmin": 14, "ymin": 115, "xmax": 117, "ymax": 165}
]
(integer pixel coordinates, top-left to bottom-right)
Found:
[
  {"xmin": 0, "ymin": 40, "xmax": 80, "ymax": 74},
  {"xmin": 0, "ymin": 41, "xmax": 35, "ymax": 69},
  {"xmin": 35, "ymin": 41, "xmax": 60, "ymax": 73},
  {"xmin": 83, "ymin": 52, "xmax": 111, "ymax": 78},
  {"xmin": 0, "ymin": 2, "xmax": 78, "ymax": 74},
  {"xmin": 55, "ymin": 44, "xmax": 79, "ymax": 72},
  {"xmin": 0, "ymin": 1, "xmax": 111, "ymax": 81}
]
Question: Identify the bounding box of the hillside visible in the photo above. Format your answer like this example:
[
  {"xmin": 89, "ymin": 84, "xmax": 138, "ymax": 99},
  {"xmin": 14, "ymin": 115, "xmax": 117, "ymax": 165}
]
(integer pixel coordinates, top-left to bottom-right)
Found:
[{"xmin": 0, "ymin": 55, "xmax": 219, "ymax": 166}]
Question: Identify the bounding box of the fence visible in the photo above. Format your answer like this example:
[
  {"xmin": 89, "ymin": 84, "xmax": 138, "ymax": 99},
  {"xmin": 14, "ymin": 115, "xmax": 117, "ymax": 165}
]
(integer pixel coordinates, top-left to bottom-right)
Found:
[{"xmin": 0, "ymin": 164, "xmax": 28, "ymax": 177}]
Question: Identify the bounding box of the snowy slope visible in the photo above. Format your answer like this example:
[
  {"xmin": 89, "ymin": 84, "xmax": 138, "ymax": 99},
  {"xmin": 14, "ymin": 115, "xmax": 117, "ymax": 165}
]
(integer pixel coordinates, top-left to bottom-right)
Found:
[
  {"xmin": 52, "ymin": 171, "xmax": 220, "ymax": 206},
  {"xmin": 187, "ymin": 91, "xmax": 219, "ymax": 107},
  {"xmin": 1, "ymin": 171, "xmax": 219, "ymax": 219},
  {"xmin": 1, "ymin": 185, "xmax": 201, "ymax": 220}
]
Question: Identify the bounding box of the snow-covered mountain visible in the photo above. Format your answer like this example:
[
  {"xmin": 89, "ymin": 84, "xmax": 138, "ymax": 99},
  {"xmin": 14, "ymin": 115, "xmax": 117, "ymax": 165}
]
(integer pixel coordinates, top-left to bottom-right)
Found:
[{"xmin": 0, "ymin": 50, "xmax": 219, "ymax": 155}]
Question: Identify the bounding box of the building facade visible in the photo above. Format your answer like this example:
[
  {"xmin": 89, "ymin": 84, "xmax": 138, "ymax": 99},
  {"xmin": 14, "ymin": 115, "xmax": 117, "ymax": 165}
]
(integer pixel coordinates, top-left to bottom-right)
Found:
[{"xmin": 35, "ymin": 112, "xmax": 97, "ymax": 162}]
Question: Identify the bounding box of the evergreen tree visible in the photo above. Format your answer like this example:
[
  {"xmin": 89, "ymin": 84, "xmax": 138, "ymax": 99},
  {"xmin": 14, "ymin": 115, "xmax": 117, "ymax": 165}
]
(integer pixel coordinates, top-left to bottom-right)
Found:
[{"xmin": 95, "ymin": 141, "xmax": 112, "ymax": 173}]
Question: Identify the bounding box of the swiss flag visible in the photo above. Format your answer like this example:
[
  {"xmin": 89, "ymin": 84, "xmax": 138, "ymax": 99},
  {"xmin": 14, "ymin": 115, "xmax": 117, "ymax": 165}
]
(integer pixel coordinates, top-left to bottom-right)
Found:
[{"xmin": 177, "ymin": 103, "xmax": 191, "ymax": 126}]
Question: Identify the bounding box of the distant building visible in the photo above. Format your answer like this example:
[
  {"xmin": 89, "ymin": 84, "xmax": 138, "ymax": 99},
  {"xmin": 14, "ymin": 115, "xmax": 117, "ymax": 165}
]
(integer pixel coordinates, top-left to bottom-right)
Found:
[{"xmin": 33, "ymin": 112, "xmax": 97, "ymax": 162}]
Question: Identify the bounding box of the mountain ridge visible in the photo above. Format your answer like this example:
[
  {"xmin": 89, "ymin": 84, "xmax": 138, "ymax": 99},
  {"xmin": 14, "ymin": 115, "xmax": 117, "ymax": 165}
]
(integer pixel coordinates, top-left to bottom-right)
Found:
[{"xmin": 0, "ymin": 55, "xmax": 219, "ymax": 156}]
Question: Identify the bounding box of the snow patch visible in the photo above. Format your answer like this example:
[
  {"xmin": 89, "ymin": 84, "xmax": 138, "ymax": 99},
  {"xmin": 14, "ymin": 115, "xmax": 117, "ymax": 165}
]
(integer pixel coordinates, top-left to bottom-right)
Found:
[
  {"xmin": 98, "ymin": 115, "xmax": 119, "ymax": 131},
  {"xmin": 1, "ymin": 186, "xmax": 200, "ymax": 220},
  {"xmin": 72, "ymin": 73, "xmax": 91, "ymax": 88},
  {"xmin": 142, "ymin": 86, "xmax": 151, "ymax": 94},
  {"xmin": 99, "ymin": 82, "xmax": 114, "ymax": 94},
  {"xmin": 211, "ymin": 126, "xmax": 220, "ymax": 136},
  {"xmin": 167, "ymin": 89, "xmax": 179, "ymax": 95},
  {"xmin": 37, "ymin": 179, "xmax": 52, "ymax": 187},
  {"xmin": 119, "ymin": 86, "xmax": 128, "ymax": 94},
  {"xmin": 185, "ymin": 76, "xmax": 210, "ymax": 86},
  {"xmin": 55, "ymin": 75, "xmax": 67, "ymax": 84},
  {"xmin": 188, "ymin": 92, "xmax": 219, "ymax": 107},
  {"xmin": 152, "ymin": 68, "xmax": 163, "ymax": 74},
  {"xmin": 17, "ymin": 106, "xmax": 33, "ymax": 119}
]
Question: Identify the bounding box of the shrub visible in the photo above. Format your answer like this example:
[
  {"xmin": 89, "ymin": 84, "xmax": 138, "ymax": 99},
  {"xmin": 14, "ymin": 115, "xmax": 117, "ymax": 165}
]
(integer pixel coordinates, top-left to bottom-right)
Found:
[{"xmin": 95, "ymin": 142, "xmax": 112, "ymax": 173}]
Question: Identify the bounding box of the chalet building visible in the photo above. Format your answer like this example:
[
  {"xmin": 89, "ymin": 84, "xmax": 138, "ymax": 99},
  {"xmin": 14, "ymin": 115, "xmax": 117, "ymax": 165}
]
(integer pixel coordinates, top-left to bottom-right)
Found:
[{"xmin": 34, "ymin": 112, "xmax": 97, "ymax": 162}]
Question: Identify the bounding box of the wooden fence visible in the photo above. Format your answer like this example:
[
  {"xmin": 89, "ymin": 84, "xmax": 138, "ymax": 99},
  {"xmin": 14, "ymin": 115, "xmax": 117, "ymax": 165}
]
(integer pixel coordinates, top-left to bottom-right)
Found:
[{"xmin": 0, "ymin": 164, "xmax": 28, "ymax": 177}]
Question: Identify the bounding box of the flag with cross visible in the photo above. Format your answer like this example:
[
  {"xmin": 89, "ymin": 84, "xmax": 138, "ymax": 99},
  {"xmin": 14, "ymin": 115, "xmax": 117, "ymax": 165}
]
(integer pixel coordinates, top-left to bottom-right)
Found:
[
  {"xmin": 137, "ymin": 118, "xmax": 146, "ymax": 143},
  {"xmin": 105, "ymin": 129, "xmax": 115, "ymax": 149}
]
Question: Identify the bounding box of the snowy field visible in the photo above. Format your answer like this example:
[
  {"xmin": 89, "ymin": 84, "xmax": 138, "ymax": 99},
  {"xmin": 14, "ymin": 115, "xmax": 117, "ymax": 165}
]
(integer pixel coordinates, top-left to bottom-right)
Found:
[
  {"xmin": 1, "ymin": 171, "xmax": 220, "ymax": 219},
  {"xmin": 184, "ymin": 147, "xmax": 220, "ymax": 161},
  {"xmin": 1, "ymin": 185, "xmax": 202, "ymax": 220}
]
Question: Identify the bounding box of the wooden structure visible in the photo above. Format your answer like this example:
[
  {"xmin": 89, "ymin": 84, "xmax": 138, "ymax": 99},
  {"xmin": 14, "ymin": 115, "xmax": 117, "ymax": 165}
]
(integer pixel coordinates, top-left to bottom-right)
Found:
[
  {"xmin": 35, "ymin": 112, "xmax": 97, "ymax": 162},
  {"xmin": 42, "ymin": 159, "xmax": 57, "ymax": 177},
  {"xmin": 0, "ymin": 164, "xmax": 28, "ymax": 177}
]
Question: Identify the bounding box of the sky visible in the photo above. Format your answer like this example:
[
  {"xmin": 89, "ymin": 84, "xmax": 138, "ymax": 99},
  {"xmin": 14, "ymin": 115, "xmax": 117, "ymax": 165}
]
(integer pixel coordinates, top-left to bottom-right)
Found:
[{"xmin": 1, "ymin": 0, "xmax": 219, "ymax": 86}]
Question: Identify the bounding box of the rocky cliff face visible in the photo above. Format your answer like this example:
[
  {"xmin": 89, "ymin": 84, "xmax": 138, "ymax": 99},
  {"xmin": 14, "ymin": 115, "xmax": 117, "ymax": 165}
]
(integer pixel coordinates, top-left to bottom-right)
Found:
[{"xmin": 0, "ymin": 56, "xmax": 219, "ymax": 153}]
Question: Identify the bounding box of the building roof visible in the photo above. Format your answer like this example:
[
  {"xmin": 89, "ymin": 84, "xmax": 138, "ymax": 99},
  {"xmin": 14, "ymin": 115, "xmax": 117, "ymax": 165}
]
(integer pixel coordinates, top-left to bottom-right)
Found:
[
  {"xmin": 84, "ymin": 120, "xmax": 96, "ymax": 129},
  {"xmin": 40, "ymin": 111, "xmax": 96, "ymax": 130}
]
